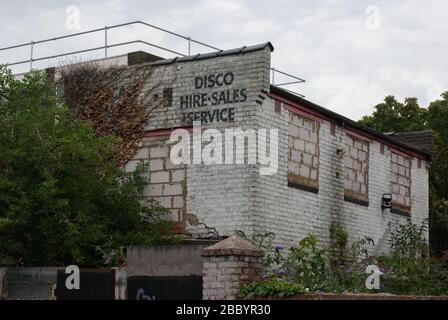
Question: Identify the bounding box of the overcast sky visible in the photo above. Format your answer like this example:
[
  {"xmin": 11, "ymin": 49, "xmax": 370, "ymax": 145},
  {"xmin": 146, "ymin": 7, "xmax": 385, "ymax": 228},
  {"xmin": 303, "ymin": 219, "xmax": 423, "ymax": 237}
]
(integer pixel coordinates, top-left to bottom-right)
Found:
[{"xmin": 1, "ymin": 0, "xmax": 447, "ymax": 120}]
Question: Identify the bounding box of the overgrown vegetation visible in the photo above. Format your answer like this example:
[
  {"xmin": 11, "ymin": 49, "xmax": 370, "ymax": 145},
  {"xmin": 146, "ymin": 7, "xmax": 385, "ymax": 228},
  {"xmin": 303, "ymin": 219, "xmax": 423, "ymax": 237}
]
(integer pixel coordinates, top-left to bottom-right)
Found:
[
  {"xmin": 372, "ymin": 222, "xmax": 448, "ymax": 295},
  {"xmin": 57, "ymin": 63, "xmax": 161, "ymax": 166},
  {"xmin": 0, "ymin": 66, "xmax": 176, "ymax": 267},
  {"xmin": 240, "ymin": 279, "xmax": 308, "ymax": 299},
  {"xmin": 241, "ymin": 222, "xmax": 448, "ymax": 298}
]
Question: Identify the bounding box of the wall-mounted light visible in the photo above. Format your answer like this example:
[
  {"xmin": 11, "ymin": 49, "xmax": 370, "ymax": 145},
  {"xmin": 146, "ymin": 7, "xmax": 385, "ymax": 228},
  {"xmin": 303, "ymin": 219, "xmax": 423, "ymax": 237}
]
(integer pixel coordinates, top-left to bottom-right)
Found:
[{"xmin": 381, "ymin": 193, "xmax": 392, "ymax": 209}]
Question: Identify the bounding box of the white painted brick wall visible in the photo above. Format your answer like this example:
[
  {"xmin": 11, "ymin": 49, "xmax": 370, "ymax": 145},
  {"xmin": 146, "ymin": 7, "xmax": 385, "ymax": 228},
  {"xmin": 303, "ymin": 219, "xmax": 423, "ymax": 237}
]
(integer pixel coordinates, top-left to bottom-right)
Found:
[
  {"xmin": 120, "ymin": 46, "xmax": 429, "ymax": 250},
  {"xmin": 253, "ymin": 96, "xmax": 429, "ymax": 252}
]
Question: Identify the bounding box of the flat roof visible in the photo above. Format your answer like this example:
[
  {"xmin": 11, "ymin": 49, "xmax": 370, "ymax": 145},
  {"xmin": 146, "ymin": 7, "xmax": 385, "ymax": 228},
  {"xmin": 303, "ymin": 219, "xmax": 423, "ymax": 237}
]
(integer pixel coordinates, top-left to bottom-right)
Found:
[{"xmin": 149, "ymin": 42, "xmax": 274, "ymax": 66}]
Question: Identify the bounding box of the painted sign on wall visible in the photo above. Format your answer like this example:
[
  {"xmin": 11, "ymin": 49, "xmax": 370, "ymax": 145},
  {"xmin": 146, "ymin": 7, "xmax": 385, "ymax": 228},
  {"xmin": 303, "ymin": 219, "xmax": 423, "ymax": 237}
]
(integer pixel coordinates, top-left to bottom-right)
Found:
[{"xmin": 180, "ymin": 72, "xmax": 247, "ymax": 124}]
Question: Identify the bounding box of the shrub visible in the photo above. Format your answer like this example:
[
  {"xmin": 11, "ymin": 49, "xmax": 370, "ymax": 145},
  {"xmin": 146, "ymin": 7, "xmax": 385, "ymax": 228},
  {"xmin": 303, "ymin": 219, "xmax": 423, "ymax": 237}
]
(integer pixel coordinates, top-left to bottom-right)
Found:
[
  {"xmin": 244, "ymin": 221, "xmax": 448, "ymax": 297},
  {"xmin": 373, "ymin": 221, "xmax": 448, "ymax": 295},
  {"xmin": 0, "ymin": 66, "xmax": 176, "ymax": 267},
  {"xmin": 240, "ymin": 279, "xmax": 308, "ymax": 299}
]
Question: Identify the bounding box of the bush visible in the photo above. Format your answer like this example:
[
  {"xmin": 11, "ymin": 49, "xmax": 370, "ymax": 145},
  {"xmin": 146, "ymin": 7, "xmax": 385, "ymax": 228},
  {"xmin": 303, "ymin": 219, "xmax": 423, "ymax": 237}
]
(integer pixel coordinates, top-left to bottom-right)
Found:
[
  {"xmin": 240, "ymin": 279, "xmax": 308, "ymax": 299},
  {"xmin": 0, "ymin": 66, "xmax": 176, "ymax": 267},
  {"xmin": 373, "ymin": 221, "xmax": 448, "ymax": 295},
  {"xmin": 244, "ymin": 221, "xmax": 448, "ymax": 298}
]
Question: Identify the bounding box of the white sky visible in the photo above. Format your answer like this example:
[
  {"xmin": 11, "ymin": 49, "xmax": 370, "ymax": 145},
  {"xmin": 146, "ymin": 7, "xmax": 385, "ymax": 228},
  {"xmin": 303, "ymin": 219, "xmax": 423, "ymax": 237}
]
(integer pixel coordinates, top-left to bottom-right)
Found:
[{"xmin": 1, "ymin": 0, "xmax": 447, "ymax": 120}]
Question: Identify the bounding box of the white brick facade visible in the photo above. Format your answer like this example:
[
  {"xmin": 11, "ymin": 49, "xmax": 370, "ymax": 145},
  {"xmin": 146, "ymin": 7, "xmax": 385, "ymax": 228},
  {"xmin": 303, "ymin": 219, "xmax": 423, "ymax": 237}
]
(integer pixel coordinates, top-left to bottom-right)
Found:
[
  {"xmin": 130, "ymin": 44, "xmax": 430, "ymax": 251},
  {"xmin": 54, "ymin": 44, "xmax": 430, "ymax": 251}
]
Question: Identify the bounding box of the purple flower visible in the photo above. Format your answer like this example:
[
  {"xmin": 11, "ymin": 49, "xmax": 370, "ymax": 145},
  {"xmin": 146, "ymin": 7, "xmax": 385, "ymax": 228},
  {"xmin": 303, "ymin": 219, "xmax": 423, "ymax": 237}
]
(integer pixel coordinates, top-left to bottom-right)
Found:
[
  {"xmin": 275, "ymin": 245, "xmax": 284, "ymax": 252},
  {"xmin": 276, "ymin": 268, "xmax": 287, "ymax": 276}
]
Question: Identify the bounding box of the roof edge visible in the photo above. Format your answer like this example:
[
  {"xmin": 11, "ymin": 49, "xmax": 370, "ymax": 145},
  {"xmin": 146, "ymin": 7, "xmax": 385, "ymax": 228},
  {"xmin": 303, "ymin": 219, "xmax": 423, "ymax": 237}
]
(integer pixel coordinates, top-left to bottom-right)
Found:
[
  {"xmin": 150, "ymin": 42, "xmax": 274, "ymax": 66},
  {"xmin": 270, "ymin": 85, "xmax": 432, "ymax": 160}
]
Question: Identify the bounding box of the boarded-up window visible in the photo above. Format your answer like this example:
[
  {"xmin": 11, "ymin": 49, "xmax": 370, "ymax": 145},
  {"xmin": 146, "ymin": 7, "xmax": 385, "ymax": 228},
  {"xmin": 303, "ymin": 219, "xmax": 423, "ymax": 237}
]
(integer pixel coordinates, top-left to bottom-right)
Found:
[
  {"xmin": 344, "ymin": 135, "xmax": 369, "ymax": 205},
  {"xmin": 391, "ymin": 152, "xmax": 411, "ymax": 214},
  {"xmin": 287, "ymin": 113, "xmax": 320, "ymax": 192},
  {"xmin": 127, "ymin": 135, "xmax": 187, "ymax": 232}
]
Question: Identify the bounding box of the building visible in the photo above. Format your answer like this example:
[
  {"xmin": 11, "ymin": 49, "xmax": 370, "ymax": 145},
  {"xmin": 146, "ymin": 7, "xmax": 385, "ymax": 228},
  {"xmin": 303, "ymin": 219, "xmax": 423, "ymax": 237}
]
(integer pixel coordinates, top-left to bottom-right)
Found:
[{"xmin": 41, "ymin": 42, "xmax": 433, "ymax": 250}]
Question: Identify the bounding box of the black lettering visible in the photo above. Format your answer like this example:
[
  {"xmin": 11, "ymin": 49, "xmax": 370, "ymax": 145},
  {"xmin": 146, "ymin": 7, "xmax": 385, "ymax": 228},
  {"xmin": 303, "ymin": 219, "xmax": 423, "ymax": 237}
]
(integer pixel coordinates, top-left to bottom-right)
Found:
[
  {"xmin": 228, "ymin": 107, "xmax": 235, "ymax": 121},
  {"xmin": 209, "ymin": 109, "xmax": 218, "ymax": 122},
  {"xmin": 224, "ymin": 72, "xmax": 234, "ymax": 85},
  {"xmin": 240, "ymin": 88, "xmax": 247, "ymax": 102},
  {"xmin": 211, "ymin": 92, "xmax": 219, "ymax": 105},
  {"xmin": 232, "ymin": 89, "xmax": 240, "ymax": 103},
  {"xmin": 195, "ymin": 77, "xmax": 203, "ymax": 89},
  {"xmin": 193, "ymin": 95, "xmax": 201, "ymax": 108},
  {"xmin": 219, "ymin": 108, "xmax": 228, "ymax": 122},
  {"xmin": 184, "ymin": 112, "xmax": 193, "ymax": 124},
  {"xmin": 218, "ymin": 91, "xmax": 227, "ymax": 105},
  {"xmin": 201, "ymin": 111, "xmax": 208, "ymax": 123},
  {"xmin": 193, "ymin": 111, "xmax": 200, "ymax": 121},
  {"xmin": 207, "ymin": 74, "xmax": 215, "ymax": 88},
  {"xmin": 180, "ymin": 95, "xmax": 189, "ymax": 109},
  {"xmin": 201, "ymin": 94, "xmax": 208, "ymax": 107},
  {"xmin": 226, "ymin": 90, "xmax": 231, "ymax": 104},
  {"xmin": 216, "ymin": 73, "xmax": 224, "ymax": 86}
]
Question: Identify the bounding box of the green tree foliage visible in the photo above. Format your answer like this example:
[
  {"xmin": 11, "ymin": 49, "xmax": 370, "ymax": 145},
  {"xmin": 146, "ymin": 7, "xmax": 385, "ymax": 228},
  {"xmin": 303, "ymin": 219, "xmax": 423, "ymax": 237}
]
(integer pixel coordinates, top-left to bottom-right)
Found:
[
  {"xmin": 0, "ymin": 66, "xmax": 174, "ymax": 267},
  {"xmin": 359, "ymin": 95, "xmax": 428, "ymax": 132},
  {"xmin": 360, "ymin": 93, "xmax": 448, "ymax": 256}
]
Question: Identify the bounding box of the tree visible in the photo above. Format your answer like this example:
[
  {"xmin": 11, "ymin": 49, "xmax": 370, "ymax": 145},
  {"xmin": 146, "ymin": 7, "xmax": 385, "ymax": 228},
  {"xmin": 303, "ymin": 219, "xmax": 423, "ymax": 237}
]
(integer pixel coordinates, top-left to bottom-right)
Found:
[
  {"xmin": 359, "ymin": 95, "xmax": 427, "ymax": 133},
  {"xmin": 359, "ymin": 93, "xmax": 448, "ymax": 256},
  {"xmin": 0, "ymin": 66, "xmax": 174, "ymax": 267},
  {"xmin": 427, "ymin": 92, "xmax": 448, "ymax": 254}
]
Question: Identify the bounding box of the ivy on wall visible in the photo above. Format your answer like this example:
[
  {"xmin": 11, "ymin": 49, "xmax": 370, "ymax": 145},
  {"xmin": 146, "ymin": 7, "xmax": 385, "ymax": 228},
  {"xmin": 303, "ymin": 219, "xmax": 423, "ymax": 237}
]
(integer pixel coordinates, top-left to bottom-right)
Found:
[{"xmin": 57, "ymin": 63, "xmax": 164, "ymax": 166}]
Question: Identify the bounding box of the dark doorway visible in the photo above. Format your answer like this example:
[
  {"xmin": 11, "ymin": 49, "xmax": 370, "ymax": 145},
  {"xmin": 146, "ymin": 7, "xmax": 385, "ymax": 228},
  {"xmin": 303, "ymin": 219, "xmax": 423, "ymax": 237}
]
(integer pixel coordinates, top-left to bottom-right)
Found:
[{"xmin": 127, "ymin": 276, "xmax": 202, "ymax": 300}]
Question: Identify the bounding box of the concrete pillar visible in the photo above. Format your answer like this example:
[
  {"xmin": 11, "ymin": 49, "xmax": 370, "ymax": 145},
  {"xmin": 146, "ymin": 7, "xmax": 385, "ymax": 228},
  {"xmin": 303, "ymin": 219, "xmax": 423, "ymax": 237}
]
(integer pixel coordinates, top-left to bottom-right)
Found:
[{"xmin": 202, "ymin": 235, "xmax": 264, "ymax": 300}]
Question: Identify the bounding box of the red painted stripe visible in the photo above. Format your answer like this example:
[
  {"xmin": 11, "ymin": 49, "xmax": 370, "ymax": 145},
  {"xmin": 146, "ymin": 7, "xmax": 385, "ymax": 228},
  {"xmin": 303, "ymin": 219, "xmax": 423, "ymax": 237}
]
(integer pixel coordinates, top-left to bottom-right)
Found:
[
  {"xmin": 143, "ymin": 127, "xmax": 193, "ymax": 137},
  {"xmin": 344, "ymin": 128, "xmax": 373, "ymax": 143},
  {"xmin": 269, "ymin": 92, "xmax": 328, "ymax": 123},
  {"xmin": 390, "ymin": 148, "xmax": 413, "ymax": 159},
  {"xmin": 269, "ymin": 92, "xmax": 427, "ymax": 160}
]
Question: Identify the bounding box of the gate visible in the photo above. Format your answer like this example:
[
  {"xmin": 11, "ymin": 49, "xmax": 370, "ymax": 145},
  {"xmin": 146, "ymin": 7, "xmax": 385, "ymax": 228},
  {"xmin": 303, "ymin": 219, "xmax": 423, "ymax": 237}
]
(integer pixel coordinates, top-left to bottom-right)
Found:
[
  {"xmin": 56, "ymin": 269, "xmax": 115, "ymax": 300},
  {"xmin": 127, "ymin": 275, "xmax": 202, "ymax": 300}
]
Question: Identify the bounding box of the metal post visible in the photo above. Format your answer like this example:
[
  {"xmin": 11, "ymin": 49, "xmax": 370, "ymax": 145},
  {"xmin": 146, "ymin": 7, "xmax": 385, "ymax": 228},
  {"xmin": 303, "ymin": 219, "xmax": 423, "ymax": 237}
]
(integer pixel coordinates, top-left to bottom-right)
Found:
[
  {"xmin": 104, "ymin": 26, "xmax": 108, "ymax": 58},
  {"xmin": 30, "ymin": 41, "xmax": 34, "ymax": 70},
  {"xmin": 187, "ymin": 37, "xmax": 191, "ymax": 56}
]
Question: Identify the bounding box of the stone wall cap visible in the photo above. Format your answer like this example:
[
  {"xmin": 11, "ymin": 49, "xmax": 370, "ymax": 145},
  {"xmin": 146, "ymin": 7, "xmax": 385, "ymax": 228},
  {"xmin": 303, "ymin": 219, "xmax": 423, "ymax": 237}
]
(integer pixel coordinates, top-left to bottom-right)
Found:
[{"xmin": 202, "ymin": 235, "xmax": 264, "ymax": 257}]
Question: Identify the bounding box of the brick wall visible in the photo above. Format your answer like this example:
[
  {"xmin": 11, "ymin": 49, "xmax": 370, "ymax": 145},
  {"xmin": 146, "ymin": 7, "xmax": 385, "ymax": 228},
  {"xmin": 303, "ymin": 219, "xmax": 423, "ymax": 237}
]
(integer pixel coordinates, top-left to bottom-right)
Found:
[
  {"xmin": 287, "ymin": 113, "xmax": 320, "ymax": 192},
  {"xmin": 126, "ymin": 135, "xmax": 187, "ymax": 230},
  {"xmin": 67, "ymin": 44, "xmax": 429, "ymax": 250},
  {"xmin": 390, "ymin": 152, "xmax": 412, "ymax": 215},
  {"xmin": 343, "ymin": 135, "xmax": 369, "ymax": 204},
  {"xmin": 127, "ymin": 46, "xmax": 428, "ymax": 249},
  {"xmin": 202, "ymin": 236, "xmax": 263, "ymax": 300},
  {"xmin": 253, "ymin": 96, "xmax": 429, "ymax": 251},
  {"xmin": 120, "ymin": 47, "xmax": 271, "ymax": 236}
]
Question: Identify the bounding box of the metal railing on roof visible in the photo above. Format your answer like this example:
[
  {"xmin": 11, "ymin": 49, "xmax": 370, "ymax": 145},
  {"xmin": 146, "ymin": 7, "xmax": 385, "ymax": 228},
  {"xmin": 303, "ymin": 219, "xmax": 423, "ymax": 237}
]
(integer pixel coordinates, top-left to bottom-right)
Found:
[{"xmin": 0, "ymin": 20, "xmax": 305, "ymax": 91}]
